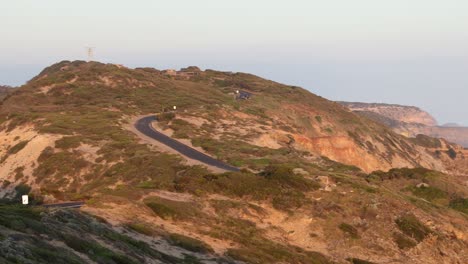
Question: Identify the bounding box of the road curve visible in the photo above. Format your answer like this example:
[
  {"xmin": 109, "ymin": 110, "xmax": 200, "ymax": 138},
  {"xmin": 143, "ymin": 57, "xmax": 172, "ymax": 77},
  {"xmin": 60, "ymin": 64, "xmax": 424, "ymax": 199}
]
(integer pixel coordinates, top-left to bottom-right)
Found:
[
  {"xmin": 42, "ymin": 201, "xmax": 85, "ymax": 209},
  {"xmin": 135, "ymin": 115, "xmax": 240, "ymax": 172}
]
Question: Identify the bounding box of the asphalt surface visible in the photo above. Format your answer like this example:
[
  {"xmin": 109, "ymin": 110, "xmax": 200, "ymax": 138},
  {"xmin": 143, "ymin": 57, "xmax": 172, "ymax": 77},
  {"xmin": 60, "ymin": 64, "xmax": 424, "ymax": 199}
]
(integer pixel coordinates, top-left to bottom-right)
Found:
[
  {"xmin": 42, "ymin": 201, "xmax": 85, "ymax": 209},
  {"xmin": 135, "ymin": 115, "xmax": 240, "ymax": 172}
]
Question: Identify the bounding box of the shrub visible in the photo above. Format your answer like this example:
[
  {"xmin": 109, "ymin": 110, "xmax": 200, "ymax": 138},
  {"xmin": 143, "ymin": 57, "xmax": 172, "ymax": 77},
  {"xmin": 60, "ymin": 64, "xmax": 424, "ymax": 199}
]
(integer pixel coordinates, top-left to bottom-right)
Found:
[
  {"xmin": 7, "ymin": 140, "xmax": 29, "ymax": 155},
  {"xmin": 145, "ymin": 202, "xmax": 177, "ymax": 220},
  {"xmin": 409, "ymin": 134, "xmax": 442, "ymax": 148},
  {"xmin": 395, "ymin": 214, "xmax": 431, "ymax": 242},
  {"xmin": 126, "ymin": 222, "xmax": 155, "ymax": 236},
  {"xmin": 393, "ymin": 232, "xmax": 417, "ymax": 249},
  {"xmin": 55, "ymin": 136, "xmax": 82, "ymax": 149},
  {"xmin": 449, "ymin": 198, "xmax": 468, "ymax": 214},
  {"xmin": 368, "ymin": 168, "xmax": 435, "ymax": 181},
  {"xmin": 62, "ymin": 234, "xmax": 138, "ymax": 264},
  {"xmin": 408, "ymin": 185, "xmax": 447, "ymax": 203},
  {"xmin": 144, "ymin": 197, "xmax": 203, "ymax": 221},
  {"xmin": 347, "ymin": 258, "xmax": 376, "ymax": 264},
  {"xmin": 446, "ymin": 148, "xmax": 457, "ymax": 159},
  {"xmin": 339, "ymin": 223, "xmax": 360, "ymax": 239},
  {"xmin": 168, "ymin": 233, "xmax": 214, "ymax": 253},
  {"xmin": 157, "ymin": 112, "xmax": 175, "ymax": 121}
]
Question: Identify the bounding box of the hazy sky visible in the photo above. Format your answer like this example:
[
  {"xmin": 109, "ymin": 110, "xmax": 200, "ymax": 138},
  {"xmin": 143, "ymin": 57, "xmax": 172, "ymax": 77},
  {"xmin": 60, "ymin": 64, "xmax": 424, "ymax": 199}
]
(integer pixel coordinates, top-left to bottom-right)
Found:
[{"xmin": 1, "ymin": 0, "xmax": 468, "ymax": 125}]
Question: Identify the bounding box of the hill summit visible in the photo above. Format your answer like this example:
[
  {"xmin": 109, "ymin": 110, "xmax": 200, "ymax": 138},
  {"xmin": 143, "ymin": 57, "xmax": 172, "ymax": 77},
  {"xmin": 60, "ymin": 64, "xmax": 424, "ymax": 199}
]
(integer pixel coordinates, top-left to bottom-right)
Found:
[{"xmin": 1, "ymin": 61, "xmax": 467, "ymax": 263}]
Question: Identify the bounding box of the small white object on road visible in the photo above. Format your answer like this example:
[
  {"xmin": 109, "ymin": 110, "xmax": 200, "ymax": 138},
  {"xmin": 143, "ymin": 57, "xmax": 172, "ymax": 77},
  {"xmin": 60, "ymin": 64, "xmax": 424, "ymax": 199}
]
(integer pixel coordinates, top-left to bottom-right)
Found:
[
  {"xmin": 22, "ymin": 195, "xmax": 29, "ymax": 205},
  {"xmin": 173, "ymin": 105, "xmax": 177, "ymax": 110}
]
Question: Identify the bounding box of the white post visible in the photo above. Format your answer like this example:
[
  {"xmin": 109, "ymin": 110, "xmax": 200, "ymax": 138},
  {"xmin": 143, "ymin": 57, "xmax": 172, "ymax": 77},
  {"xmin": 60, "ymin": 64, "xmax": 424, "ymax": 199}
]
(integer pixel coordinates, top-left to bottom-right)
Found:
[{"xmin": 22, "ymin": 195, "xmax": 29, "ymax": 205}]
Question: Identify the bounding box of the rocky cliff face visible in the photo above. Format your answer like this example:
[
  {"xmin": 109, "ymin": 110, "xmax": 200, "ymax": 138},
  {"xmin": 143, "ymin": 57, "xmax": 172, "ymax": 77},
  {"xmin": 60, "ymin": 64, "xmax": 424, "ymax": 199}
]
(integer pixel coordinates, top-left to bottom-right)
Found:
[
  {"xmin": 339, "ymin": 101, "xmax": 468, "ymax": 147},
  {"xmin": 338, "ymin": 102, "xmax": 438, "ymax": 126}
]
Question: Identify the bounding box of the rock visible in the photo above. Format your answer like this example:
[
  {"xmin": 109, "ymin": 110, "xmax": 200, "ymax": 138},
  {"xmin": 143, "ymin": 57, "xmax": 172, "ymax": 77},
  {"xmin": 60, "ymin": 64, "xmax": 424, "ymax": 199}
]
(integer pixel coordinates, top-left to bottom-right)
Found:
[
  {"xmin": 316, "ymin": 176, "xmax": 336, "ymax": 191},
  {"xmin": 293, "ymin": 168, "xmax": 309, "ymax": 176},
  {"xmin": 416, "ymin": 183, "xmax": 430, "ymax": 188}
]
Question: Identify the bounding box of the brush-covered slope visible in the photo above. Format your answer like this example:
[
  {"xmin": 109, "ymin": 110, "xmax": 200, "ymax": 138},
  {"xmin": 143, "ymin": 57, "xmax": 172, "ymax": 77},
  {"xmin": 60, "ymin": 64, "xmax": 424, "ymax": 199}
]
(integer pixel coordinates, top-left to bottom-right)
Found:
[
  {"xmin": 0, "ymin": 61, "xmax": 446, "ymax": 174},
  {"xmin": 0, "ymin": 86, "xmax": 14, "ymax": 101},
  {"xmin": 1, "ymin": 61, "xmax": 467, "ymax": 263}
]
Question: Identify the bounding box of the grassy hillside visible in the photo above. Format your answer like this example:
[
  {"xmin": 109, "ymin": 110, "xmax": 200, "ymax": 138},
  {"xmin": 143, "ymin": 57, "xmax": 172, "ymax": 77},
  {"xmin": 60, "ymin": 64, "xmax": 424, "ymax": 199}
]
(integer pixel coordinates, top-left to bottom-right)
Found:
[{"xmin": 0, "ymin": 61, "xmax": 467, "ymax": 263}]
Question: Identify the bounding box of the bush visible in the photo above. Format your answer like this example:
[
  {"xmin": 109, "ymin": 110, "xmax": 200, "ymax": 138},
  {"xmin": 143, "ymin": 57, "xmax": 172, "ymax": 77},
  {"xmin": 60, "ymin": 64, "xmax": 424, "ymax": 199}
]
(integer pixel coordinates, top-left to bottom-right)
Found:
[
  {"xmin": 339, "ymin": 223, "xmax": 360, "ymax": 239},
  {"xmin": 395, "ymin": 214, "xmax": 431, "ymax": 242},
  {"xmin": 168, "ymin": 233, "xmax": 214, "ymax": 253},
  {"xmin": 449, "ymin": 198, "xmax": 468, "ymax": 214},
  {"xmin": 144, "ymin": 197, "xmax": 203, "ymax": 221},
  {"xmin": 408, "ymin": 185, "xmax": 447, "ymax": 203},
  {"xmin": 55, "ymin": 136, "xmax": 82, "ymax": 149},
  {"xmin": 393, "ymin": 232, "xmax": 417, "ymax": 249},
  {"xmin": 368, "ymin": 168, "xmax": 435, "ymax": 181},
  {"xmin": 260, "ymin": 165, "xmax": 316, "ymax": 191},
  {"xmin": 446, "ymin": 148, "xmax": 457, "ymax": 159},
  {"xmin": 62, "ymin": 234, "xmax": 138, "ymax": 264},
  {"xmin": 126, "ymin": 222, "xmax": 155, "ymax": 236},
  {"xmin": 347, "ymin": 258, "xmax": 375, "ymax": 264},
  {"xmin": 145, "ymin": 202, "xmax": 178, "ymax": 220},
  {"xmin": 157, "ymin": 112, "xmax": 175, "ymax": 121},
  {"xmin": 409, "ymin": 134, "xmax": 442, "ymax": 149},
  {"xmin": 7, "ymin": 140, "xmax": 29, "ymax": 155}
]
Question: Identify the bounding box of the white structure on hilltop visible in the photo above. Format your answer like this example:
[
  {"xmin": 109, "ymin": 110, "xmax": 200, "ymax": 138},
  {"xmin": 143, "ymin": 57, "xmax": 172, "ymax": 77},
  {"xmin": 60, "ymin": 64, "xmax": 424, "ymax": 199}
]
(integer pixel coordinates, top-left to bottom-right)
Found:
[{"xmin": 85, "ymin": 45, "xmax": 95, "ymax": 61}]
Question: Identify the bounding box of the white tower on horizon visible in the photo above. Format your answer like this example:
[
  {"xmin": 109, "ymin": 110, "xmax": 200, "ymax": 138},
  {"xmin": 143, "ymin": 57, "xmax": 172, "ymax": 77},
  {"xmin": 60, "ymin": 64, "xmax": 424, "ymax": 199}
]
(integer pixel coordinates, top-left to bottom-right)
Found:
[{"xmin": 85, "ymin": 45, "xmax": 95, "ymax": 62}]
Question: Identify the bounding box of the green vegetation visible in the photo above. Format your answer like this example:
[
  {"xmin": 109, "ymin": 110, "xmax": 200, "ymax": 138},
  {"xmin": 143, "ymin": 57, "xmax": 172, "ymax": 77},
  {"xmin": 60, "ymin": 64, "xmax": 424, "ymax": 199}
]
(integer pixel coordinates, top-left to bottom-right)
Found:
[
  {"xmin": 7, "ymin": 140, "xmax": 29, "ymax": 155},
  {"xmin": 409, "ymin": 134, "xmax": 442, "ymax": 149},
  {"xmin": 168, "ymin": 233, "xmax": 214, "ymax": 253},
  {"xmin": 54, "ymin": 136, "xmax": 82, "ymax": 149},
  {"xmin": 395, "ymin": 214, "xmax": 432, "ymax": 242},
  {"xmin": 446, "ymin": 148, "xmax": 457, "ymax": 159},
  {"xmin": 339, "ymin": 223, "xmax": 360, "ymax": 239},
  {"xmin": 406, "ymin": 185, "xmax": 448, "ymax": 203},
  {"xmin": 0, "ymin": 200, "xmax": 211, "ymax": 264},
  {"xmin": 226, "ymin": 247, "xmax": 333, "ymax": 264},
  {"xmin": 0, "ymin": 205, "xmax": 43, "ymax": 232},
  {"xmin": 393, "ymin": 232, "xmax": 417, "ymax": 249},
  {"xmin": 145, "ymin": 196, "xmax": 203, "ymax": 220},
  {"xmin": 62, "ymin": 234, "xmax": 138, "ymax": 264},
  {"xmin": 449, "ymin": 197, "xmax": 468, "ymax": 214},
  {"xmin": 347, "ymin": 258, "xmax": 376, "ymax": 264},
  {"xmin": 126, "ymin": 222, "xmax": 156, "ymax": 236},
  {"xmin": 368, "ymin": 168, "xmax": 437, "ymax": 181},
  {"xmin": 175, "ymin": 165, "xmax": 319, "ymax": 211},
  {"xmin": 1, "ymin": 61, "xmax": 467, "ymax": 263}
]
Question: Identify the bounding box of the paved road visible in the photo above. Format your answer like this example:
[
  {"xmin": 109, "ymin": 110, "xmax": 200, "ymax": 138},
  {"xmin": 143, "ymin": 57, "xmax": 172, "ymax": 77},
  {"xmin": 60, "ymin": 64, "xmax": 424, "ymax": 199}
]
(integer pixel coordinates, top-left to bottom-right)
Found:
[
  {"xmin": 42, "ymin": 201, "xmax": 85, "ymax": 209},
  {"xmin": 135, "ymin": 115, "xmax": 240, "ymax": 172}
]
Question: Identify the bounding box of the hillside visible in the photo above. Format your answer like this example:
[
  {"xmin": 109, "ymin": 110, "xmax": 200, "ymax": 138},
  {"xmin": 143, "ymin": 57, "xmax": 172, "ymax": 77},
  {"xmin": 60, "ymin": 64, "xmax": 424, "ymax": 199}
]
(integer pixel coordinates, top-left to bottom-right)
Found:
[
  {"xmin": 0, "ymin": 86, "xmax": 13, "ymax": 101},
  {"xmin": 0, "ymin": 61, "xmax": 467, "ymax": 263},
  {"xmin": 339, "ymin": 101, "xmax": 468, "ymax": 147}
]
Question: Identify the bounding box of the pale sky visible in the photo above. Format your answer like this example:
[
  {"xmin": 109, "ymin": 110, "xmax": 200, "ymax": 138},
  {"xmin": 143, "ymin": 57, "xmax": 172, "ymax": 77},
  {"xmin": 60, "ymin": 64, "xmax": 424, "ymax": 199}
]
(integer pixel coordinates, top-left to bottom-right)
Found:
[{"xmin": 1, "ymin": 0, "xmax": 468, "ymax": 125}]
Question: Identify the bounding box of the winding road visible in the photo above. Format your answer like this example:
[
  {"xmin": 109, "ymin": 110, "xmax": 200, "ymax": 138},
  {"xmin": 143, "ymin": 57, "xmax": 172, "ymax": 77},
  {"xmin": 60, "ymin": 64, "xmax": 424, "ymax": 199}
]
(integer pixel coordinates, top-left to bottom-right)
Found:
[
  {"xmin": 135, "ymin": 115, "xmax": 240, "ymax": 172},
  {"xmin": 42, "ymin": 201, "xmax": 85, "ymax": 209}
]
